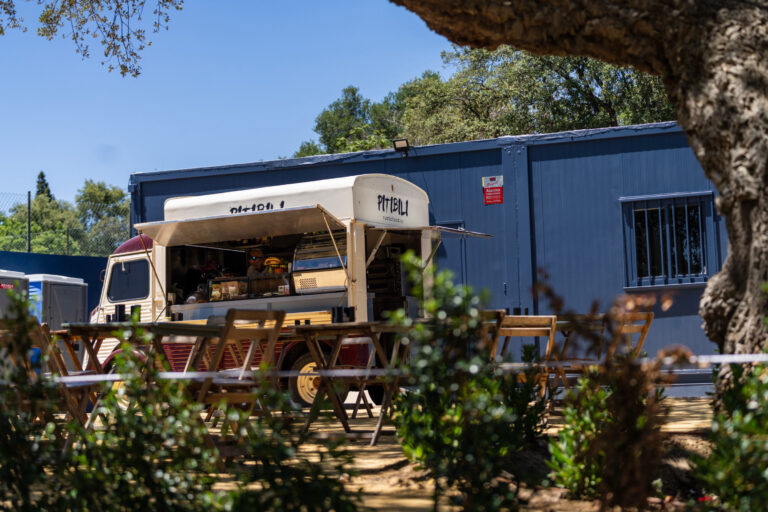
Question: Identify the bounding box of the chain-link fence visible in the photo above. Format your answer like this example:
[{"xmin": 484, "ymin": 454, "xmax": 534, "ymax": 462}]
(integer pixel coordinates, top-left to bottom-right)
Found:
[{"xmin": 0, "ymin": 191, "xmax": 130, "ymax": 257}]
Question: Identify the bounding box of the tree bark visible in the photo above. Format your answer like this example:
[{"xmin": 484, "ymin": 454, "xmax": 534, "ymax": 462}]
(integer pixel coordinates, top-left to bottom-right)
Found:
[{"xmin": 391, "ymin": 0, "xmax": 768, "ymax": 394}]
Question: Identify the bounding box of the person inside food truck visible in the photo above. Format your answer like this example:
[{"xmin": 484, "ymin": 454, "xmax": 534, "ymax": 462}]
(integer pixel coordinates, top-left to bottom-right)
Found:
[{"xmin": 247, "ymin": 248, "xmax": 267, "ymax": 278}]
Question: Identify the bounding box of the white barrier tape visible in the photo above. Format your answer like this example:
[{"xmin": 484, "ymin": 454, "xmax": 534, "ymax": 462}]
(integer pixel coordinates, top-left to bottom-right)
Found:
[
  {"xmin": 25, "ymin": 352, "xmax": 768, "ymax": 386},
  {"xmin": 50, "ymin": 368, "xmax": 401, "ymax": 385},
  {"xmin": 661, "ymin": 353, "xmax": 768, "ymax": 366}
]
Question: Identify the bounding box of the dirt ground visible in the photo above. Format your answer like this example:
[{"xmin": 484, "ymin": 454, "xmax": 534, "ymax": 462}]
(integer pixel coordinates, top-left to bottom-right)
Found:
[{"xmin": 308, "ymin": 397, "xmax": 713, "ymax": 511}]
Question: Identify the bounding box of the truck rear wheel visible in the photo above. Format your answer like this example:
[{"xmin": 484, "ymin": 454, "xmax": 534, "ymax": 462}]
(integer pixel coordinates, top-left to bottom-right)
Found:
[
  {"xmin": 288, "ymin": 353, "xmax": 348, "ymax": 407},
  {"xmin": 366, "ymin": 385, "xmax": 385, "ymax": 406},
  {"xmin": 106, "ymin": 362, "xmax": 132, "ymax": 411}
]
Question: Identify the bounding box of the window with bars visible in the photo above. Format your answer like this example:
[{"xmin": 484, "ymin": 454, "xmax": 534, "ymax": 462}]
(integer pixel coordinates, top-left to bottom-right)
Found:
[{"xmin": 621, "ymin": 192, "xmax": 720, "ymax": 287}]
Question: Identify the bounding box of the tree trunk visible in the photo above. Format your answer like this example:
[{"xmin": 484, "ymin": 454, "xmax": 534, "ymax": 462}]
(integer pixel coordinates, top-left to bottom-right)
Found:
[{"xmin": 391, "ymin": 0, "xmax": 768, "ymax": 396}]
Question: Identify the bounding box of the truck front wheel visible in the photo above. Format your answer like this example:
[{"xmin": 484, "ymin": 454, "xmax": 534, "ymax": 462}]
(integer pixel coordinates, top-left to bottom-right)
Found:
[{"xmin": 288, "ymin": 353, "xmax": 348, "ymax": 407}]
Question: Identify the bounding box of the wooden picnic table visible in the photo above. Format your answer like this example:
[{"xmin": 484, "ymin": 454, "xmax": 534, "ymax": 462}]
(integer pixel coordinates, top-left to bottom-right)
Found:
[
  {"xmin": 59, "ymin": 322, "xmax": 225, "ymax": 374},
  {"xmin": 59, "ymin": 319, "xmax": 410, "ymax": 445},
  {"xmin": 293, "ymin": 321, "xmax": 409, "ymax": 445}
]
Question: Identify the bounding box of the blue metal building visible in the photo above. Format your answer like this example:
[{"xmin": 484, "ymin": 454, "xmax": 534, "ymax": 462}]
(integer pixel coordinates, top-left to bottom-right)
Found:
[{"xmin": 129, "ymin": 121, "xmax": 724, "ymax": 356}]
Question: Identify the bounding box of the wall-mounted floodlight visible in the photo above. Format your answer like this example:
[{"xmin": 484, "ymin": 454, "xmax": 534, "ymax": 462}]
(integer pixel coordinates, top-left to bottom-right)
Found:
[{"xmin": 392, "ymin": 138, "xmax": 410, "ymax": 156}]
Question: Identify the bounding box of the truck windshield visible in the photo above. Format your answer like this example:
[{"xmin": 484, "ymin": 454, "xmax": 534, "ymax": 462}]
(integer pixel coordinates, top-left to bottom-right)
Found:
[{"xmin": 108, "ymin": 260, "xmax": 150, "ymax": 302}]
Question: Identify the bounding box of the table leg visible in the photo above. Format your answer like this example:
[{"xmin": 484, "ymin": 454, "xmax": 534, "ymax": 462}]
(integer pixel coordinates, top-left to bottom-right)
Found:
[
  {"xmin": 61, "ymin": 337, "xmax": 83, "ymax": 372},
  {"xmin": 304, "ymin": 333, "xmax": 350, "ymax": 433},
  {"xmin": 198, "ymin": 337, "xmax": 229, "ymax": 403},
  {"xmin": 369, "ymin": 331, "xmax": 403, "ymax": 446},
  {"xmin": 82, "ymin": 336, "xmax": 103, "ymax": 373}
]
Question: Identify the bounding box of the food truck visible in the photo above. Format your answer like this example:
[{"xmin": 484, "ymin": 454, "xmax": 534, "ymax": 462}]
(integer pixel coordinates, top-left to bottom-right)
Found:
[{"xmin": 90, "ymin": 174, "xmax": 488, "ymax": 404}]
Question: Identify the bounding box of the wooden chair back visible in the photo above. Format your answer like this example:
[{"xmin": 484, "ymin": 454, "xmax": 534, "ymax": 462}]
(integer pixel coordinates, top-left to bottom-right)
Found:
[
  {"xmin": 192, "ymin": 310, "xmax": 286, "ymax": 441},
  {"xmin": 0, "ymin": 318, "xmax": 96, "ymax": 427},
  {"xmin": 608, "ymin": 311, "xmax": 654, "ymax": 358},
  {"xmin": 495, "ymin": 315, "xmax": 557, "ymax": 361},
  {"xmin": 218, "ymin": 309, "xmax": 286, "ymax": 374},
  {"xmin": 481, "ymin": 309, "xmax": 505, "ymax": 356}
]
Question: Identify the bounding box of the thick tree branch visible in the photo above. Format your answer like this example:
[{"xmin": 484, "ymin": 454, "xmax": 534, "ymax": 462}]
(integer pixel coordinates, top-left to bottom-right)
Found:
[
  {"xmin": 391, "ymin": 0, "xmax": 768, "ymax": 400},
  {"xmin": 389, "ymin": 0, "xmax": 732, "ymax": 76}
]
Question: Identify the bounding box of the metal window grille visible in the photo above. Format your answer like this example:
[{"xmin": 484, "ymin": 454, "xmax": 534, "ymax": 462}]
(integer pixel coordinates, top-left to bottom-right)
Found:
[{"xmin": 622, "ymin": 192, "xmax": 717, "ymax": 287}]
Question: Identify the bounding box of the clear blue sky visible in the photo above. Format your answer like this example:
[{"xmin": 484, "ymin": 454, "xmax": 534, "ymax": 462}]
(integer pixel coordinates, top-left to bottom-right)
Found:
[{"xmin": 0, "ymin": 1, "xmax": 452, "ymax": 202}]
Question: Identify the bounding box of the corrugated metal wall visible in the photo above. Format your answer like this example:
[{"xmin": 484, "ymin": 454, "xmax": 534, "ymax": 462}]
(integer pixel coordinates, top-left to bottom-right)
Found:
[
  {"xmin": 129, "ymin": 122, "xmax": 722, "ymax": 355},
  {"xmin": 525, "ymin": 131, "xmax": 723, "ymax": 355}
]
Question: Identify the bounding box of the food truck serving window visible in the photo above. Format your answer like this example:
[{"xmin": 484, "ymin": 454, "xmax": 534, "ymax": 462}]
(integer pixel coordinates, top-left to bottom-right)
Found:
[{"xmin": 108, "ymin": 260, "xmax": 150, "ymax": 302}]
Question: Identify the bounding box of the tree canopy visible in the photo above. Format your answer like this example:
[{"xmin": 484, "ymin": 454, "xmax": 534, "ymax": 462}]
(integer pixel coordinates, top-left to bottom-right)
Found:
[
  {"xmin": 0, "ymin": 180, "xmax": 129, "ymax": 256},
  {"xmin": 295, "ymin": 45, "xmax": 673, "ymax": 156},
  {"xmin": 0, "ymin": 0, "xmax": 182, "ymax": 76}
]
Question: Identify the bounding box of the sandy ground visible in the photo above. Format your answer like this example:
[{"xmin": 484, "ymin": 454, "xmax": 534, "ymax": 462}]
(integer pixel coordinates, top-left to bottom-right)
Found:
[{"xmin": 298, "ymin": 397, "xmax": 713, "ymax": 511}]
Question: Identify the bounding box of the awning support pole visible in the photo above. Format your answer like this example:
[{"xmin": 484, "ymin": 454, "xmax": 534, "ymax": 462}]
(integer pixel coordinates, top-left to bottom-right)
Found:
[
  {"xmin": 422, "ymin": 236, "xmax": 441, "ymax": 270},
  {"xmin": 322, "ymin": 213, "xmax": 351, "ymax": 283},
  {"xmin": 365, "ymin": 229, "xmax": 388, "ymax": 269}
]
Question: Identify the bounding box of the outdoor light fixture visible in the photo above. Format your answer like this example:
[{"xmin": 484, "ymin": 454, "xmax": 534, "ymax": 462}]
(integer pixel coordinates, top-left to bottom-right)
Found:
[{"xmin": 392, "ymin": 138, "xmax": 410, "ymax": 156}]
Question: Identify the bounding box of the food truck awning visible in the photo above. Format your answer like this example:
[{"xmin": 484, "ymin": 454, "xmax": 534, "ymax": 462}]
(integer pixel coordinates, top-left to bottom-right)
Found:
[
  {"xmin": 134, "ymin": 205, "xmax": 346, "ymax": 246},
  {"xmin": 366, "ymin": 226, "xmax": 491, "ymax": 268},
  {"xmin": 368, "ymin": 226, "xmax": 492, "ymax": 238}
]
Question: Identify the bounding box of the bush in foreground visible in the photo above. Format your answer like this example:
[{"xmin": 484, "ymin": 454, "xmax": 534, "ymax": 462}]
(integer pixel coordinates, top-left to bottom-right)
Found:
[
  {"xmin": 391, "ymin": 252, "xmax": 548, "ymax": 510},
  {"xmin": 695, "ymin": 358, "xmax": 768, "ymax": 511}
]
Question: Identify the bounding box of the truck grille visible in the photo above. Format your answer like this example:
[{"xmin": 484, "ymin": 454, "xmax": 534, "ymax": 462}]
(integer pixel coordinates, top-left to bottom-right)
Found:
[
  {"xmin": 162, "ymin": 341, "xmax": 285, "ymax": 372},
  {"xmin": 298, "ymin": 277, "xmax": 318, "ymax": 289}
]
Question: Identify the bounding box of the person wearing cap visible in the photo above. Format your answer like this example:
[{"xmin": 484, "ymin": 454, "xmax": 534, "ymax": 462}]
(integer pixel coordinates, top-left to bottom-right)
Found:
[{"xmin": 247, "ymin": 248, "xmax": 266, "ymax": 279}]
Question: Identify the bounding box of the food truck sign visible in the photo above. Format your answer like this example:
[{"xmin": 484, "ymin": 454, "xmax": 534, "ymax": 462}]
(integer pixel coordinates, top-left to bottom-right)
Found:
[{"xmin": 162, "ymin": 174, "xmax": 430, "ymax": 230}]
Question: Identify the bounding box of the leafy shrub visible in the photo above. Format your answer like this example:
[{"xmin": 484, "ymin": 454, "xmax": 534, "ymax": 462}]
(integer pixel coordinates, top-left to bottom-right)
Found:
[
  {"xmin": 548, "ymin": 368, "xmax": 611, "ymax": 498},
  {"xmin": 0, "ymin": 288, "xmax": 64, "ymax": 511},
  {"xmin": 695, "ymin": 359, "xmax": 768, "ymax": 511},
  {"xmin": 61, "ymin": 329, "xmax": 225, "ymax": 511},
  {"xmin": 391, "ymin": 252, "xmax": 548, "ymax": 510},
  {"xmin": 225, "ymin": 373, "xmax": 360, "ymax": 512},
  {"xmin": 547, "ymin": 352, "xmax": 671, "ymax": 508},
  {"xmin": 1, "ymin": 300, "xmax": 358, "ymax": 511},
  {"xmin": 539, "ymin": 280, "xmax": 672, "ymax": 508}
]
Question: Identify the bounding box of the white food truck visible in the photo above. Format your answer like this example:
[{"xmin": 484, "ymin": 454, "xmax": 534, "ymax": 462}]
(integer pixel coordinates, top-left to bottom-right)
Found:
[{"xmin": 90, "ymin": 174, "xmax": 488, "ymax": 404}]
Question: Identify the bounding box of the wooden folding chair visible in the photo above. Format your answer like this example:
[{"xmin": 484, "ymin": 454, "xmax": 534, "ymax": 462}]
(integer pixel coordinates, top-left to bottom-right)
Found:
[
  {"xmin": 552, "ymin": 311, "xmax": 653, "ymax": 392},
  {"xmin": 187, "ymin": 309, "xmax": 286, "ymax": 436},
  {"xmin": 481, "ymin": 309, "xmax": 506, "ymax": 357},
  {"xmin": 608, "ymin": 311, "xmax": 654, "ymax": 359},
  {"xmin": 494, "ymin": 315, "xmax": 557, "ymax": 395},
  {"xmin": 0, "ymin": 319, "xmax": 102, "ymax": 430},
  {"xmin": 549, "ymin": 314, "xmax": 607, "ymax": 391}
]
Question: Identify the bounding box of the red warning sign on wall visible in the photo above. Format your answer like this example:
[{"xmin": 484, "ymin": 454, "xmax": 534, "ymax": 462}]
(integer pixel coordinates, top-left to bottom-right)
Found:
[{"xmin": 482, "ymin": 175, "xmax": 503, "ymax": 205}]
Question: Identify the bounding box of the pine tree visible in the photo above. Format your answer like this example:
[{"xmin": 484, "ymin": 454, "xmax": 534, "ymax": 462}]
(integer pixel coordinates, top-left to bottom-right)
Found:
[{"xmin": 35, "ymin": 171, "xmax": 54, "ymax": 200}]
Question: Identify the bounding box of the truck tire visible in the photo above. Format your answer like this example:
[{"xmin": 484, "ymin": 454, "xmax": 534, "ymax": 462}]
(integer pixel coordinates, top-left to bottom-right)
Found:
[
  {"xmin": 106, "ymin": 362, "xmax": 131, "ymax": 411},
  {"xmin": 288, "ymin": 353, "xmax": 349, "ymax": 407},
  {"xmin": 366, "ymin": 385, "xmax": 385, "ymax": 406}
]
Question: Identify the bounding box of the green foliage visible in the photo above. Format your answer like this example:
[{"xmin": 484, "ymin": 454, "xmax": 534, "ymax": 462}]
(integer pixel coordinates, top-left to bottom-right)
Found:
[
  {"xmin": 391, "ymin": 252, "xmax": 547, "ymax": 510},
  {"xmin": 296, "ymin": 46, "xmax": 674, "ymax": 156},
  {"xmin": 695, "ymin": 359, "xmax": 768, "ymax": 511},
  {"xmin": 0, "ymin": 179, "xmax": 129, "ymax": 256},
  {"xmin": 35, "ymin": 171, "xmax": 54, "ymax": 200},
  {"xmin": 0, "ymin": 299, "xmax": 358, "ymax": 510},
  {"xmin": 295, "ymin": 85, "xmax": 399, "ymax": 156},
  {"xmin": 399, "ymin": 46, "xmax": 674, "ymax": 145},
  {"xmin": 548, "ymin": 358, "xmax": 667, "ymax": 508},
  {"xmin": 548, "ymin": 369, "xmax": 612, "ymax": 498},
  {"xmin": 293, "ymin": 140, "xmax": 324, "ymax": 158},
  {"xmin": 1, "ymin": 1, "xmax": 183, "ymax": 76},
  {"xmin": 225, "ymin": 374, "xmax": 360, "ymax": 512},
  {"xmin": 0, "ymin": 289, "xmax": 64, "ymax": 511},
  {"xmin": 61, "ymin": 331, "xmax": 224, "ymax": 511}
]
